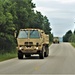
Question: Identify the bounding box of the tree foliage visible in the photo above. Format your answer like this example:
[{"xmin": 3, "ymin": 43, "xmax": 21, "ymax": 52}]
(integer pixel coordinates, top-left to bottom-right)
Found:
[
  {"xmin": 69, "ymin": 34, "xmax": 75, "ymax": 42},
  {"xmin": 63, "ymin": 30, "xmax": 72, "ymax": 42},
  {"xmin": 0, "ymin": 0, "xmax": 52, "ymax": 53}
]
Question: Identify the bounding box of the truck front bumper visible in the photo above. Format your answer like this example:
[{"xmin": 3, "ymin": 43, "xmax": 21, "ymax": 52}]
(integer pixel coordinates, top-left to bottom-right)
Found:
[{"xmin": 18, "ymin": 46, "xmax": 42, "ymax": 54}]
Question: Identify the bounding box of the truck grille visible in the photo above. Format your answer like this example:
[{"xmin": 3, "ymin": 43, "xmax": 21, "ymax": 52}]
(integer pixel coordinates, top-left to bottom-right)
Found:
[{"xmin": 25, "ymin": 42, "xmax": 33, "ymax": 45}]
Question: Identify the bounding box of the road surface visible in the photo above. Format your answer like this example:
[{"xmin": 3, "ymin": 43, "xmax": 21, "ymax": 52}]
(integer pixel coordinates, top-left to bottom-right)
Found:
[{"xmin": 0, "ymin": 43, "xmax": 75, "ymax": 75}]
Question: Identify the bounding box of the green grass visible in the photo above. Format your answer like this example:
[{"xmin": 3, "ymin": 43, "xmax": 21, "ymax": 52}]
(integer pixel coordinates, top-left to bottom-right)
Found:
[
  {"xmin": 0, "ymin": 52, "xmax": 17, "ymax": 62},
  {"xmin": 71, "ymin": 42, "xmax": 75, "ymax": 48},
  {"xmin": 49, "ymin": 42, "xmax": 52, "ymax": 45}
]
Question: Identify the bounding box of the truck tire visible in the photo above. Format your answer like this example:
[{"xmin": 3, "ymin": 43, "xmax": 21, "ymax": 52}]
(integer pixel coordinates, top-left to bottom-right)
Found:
[
  {"xmin": 39, "ymin": 47, "xmax": 44, "ymax": 59},
  {"xmin": 46, "ymin": 48, "xmax": 49, "ymax": 57},
  {"xmin": 44, "ymin": 47, "xmax": 49, "ymax": 57},
  {"xmin": 18, "ymin": 51, "xmax": 23, "ymax": 59},
  {"xmin": 25, "ymin": 54, "xmax": 31, "ymax": 57},
  {"xmin": 44, "ymin": 52, "xmax": 47, "ymax": 57}
]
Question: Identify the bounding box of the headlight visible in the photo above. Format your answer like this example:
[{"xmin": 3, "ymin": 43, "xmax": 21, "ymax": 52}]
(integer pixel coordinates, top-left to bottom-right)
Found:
[
  {"xmin": 36, "ymin": 47, "xmax": 38, "ymax": 50},
  {"xmin": 19, "ymin": 47, "xmax": 23, "ymax": 50}
]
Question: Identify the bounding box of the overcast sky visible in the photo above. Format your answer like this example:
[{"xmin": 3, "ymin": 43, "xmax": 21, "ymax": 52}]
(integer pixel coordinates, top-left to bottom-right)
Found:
[{"xmin": 32, "ymin": 0, "xmax": 75, "ymax": 37}]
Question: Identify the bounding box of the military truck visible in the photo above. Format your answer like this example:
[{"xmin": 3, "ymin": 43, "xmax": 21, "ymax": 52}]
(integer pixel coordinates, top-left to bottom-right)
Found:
[
  {"xmin": 53, "ymin": 37, "xmax": 59, "ymax": 44},
  {"xmin": 16, "ymin": 28, "xmax": 49, "ymax": 59}
]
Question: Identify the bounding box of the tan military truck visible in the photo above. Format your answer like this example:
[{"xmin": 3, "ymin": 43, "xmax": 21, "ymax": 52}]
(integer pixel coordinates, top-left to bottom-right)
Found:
[
  {"xmin": 16, "ymin": 28, "xmax": 49, "ymax": 59},
  {"xmin": 53, "ymin": 37, "xmax": 59, "ymax": 44}
]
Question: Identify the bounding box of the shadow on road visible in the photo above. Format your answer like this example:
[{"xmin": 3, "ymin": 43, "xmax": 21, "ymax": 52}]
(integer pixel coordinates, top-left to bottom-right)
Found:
[
  {"xmin": 18, "ymin": 55, "xmax": 49, "ymax": 60},
  {"xmin": 19, "ymin": 55, "xmax": 41, "ymax": 60},
  {"xmin": 25, "ymin": 56, "xmax": 39, "ymax": 60}
]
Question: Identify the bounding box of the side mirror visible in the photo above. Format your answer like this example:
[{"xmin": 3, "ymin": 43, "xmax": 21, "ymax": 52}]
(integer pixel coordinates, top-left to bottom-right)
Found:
[
  {"xmin": 41, "ymin": 32, "xmax": 44, "ymax": 34},
  {"xmin": 14, "ymin": 30, "xmax": 17, "ymax": 38},
  {"xmin": 41, "ymin": 32, "xmax": 43, "ymax": 38}
]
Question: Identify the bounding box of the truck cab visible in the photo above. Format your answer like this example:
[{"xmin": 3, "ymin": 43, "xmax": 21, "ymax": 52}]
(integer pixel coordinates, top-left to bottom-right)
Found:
[
  {"xmin": 53, "ymin": 37, "xmax": 59, "ymax": 44},
  {"xmin": 16, "ymin": 28, "xmax": 49, "ymax": 59}
]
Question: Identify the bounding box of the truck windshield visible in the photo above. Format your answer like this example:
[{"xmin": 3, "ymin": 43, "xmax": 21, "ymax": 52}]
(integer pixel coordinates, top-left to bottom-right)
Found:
[
  {"xmin": 30, "ymin": 30, "xmax": 40, "ymax": 38},
  {"xmin": 18, "ymin": 30, "xmax": 28, "ymax": 38}
]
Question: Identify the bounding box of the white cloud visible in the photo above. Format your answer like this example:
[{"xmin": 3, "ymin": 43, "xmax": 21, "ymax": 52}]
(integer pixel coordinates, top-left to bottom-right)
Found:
[
  {"xmin": 32, "ymin": 0, "xmax": 75, "ymax": 37},
  {"xmin": 56, "ymin": 0, "xmax": 75, "ymax": 4},
  {"xmin": 33, "ymin": 0, "xmax": 75, "ymax": 4},
  {"xmin": 34, "ymin": 6, "xmax": 75, "ymax": 19}
]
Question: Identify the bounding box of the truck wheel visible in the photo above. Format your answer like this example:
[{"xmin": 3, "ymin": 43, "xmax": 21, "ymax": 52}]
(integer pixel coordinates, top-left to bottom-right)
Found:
[
  {"xmin": 39, "ymin": 47, "xmax": 44, "ymax": 59},
  {"xmin": 25, "ymin": 54, "xmax": 31, "ymax": 57},
  {"xmin": 44, "ymin": 52, "xmax": 47, "ymax": 57},
  {"xmin": 44, "ymin": 47, "xmax": 49, "ymax": 57},
  {"xmin": 46, "ymin": 48, "xmax": 49, "ymax": 57},
  {"xmin": 18, "ymin": 51, "xmax": 23, "ymax": 59}
]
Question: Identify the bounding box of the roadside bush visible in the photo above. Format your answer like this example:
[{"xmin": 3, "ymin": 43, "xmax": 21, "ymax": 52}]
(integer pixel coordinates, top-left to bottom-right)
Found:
[
  {"xmin": 69, "ymin": 34, "xmax": 75, "ymax": 43},
  {"xmin": 0, "ymin": 34, "xmax": 16, "ymax": 54}
]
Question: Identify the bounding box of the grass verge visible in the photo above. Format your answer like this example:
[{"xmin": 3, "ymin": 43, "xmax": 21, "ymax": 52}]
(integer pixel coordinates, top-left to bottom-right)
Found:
[
  {"xmin": 49, "ymin": 42, "xmax": 52, "ymax": 45},
  {"xmin": 71, "ymin": 42, "xmax": 75, "ymax": 48},
  {"xmin": 0, "ymin": 52, "xmax": 17, "ymax": 62}
]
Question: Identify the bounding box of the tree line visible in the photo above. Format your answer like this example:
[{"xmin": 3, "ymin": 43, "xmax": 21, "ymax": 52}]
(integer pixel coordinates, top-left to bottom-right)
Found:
[
  {"xmin": 63, "ymin": 30, "xmax": 75, "ymax": 42},
  {"xmin": 0, "ymin": 0, "xmax": 52, "ymax": 53}
]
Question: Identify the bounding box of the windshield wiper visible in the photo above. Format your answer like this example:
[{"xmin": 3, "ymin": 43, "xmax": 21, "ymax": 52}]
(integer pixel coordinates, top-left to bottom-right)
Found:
[
  {"xmin": 30, "ymin": 30, "xmax": 35, "ymax": 35},
  {"xmin": 24, "ymin": 30, "xmax": 28, "ymax": 35}
]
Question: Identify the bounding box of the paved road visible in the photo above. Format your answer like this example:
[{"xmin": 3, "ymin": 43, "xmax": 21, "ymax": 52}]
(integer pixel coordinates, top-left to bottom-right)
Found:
[{"xmin": 0, "ymin": 43, "xmax": 75, "ymax": 75}]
